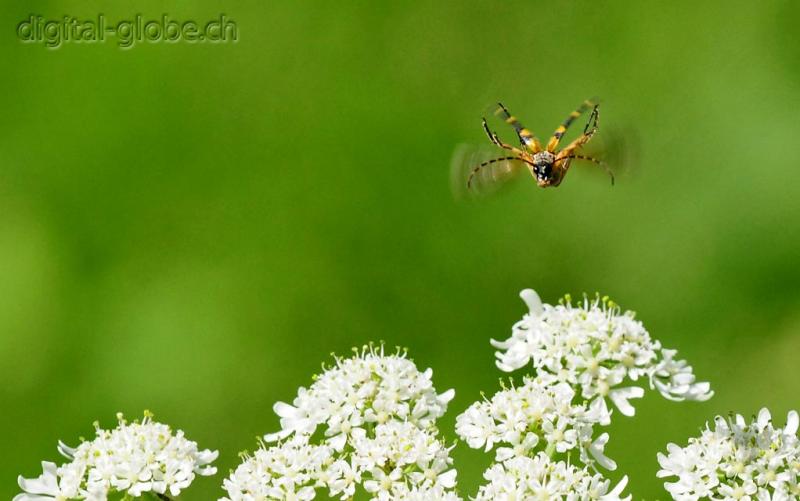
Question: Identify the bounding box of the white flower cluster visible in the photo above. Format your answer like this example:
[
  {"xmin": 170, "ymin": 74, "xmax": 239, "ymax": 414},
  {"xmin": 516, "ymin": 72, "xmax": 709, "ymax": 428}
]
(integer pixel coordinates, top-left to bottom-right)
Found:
[
  {"xmin": 221, "ymin": 346, "xmax": 460, "ymax": 501},
  {"xmin": 458, "ymin": 288, "xmax": 716, "ymax": 499},
  {"xmin": 475, "ymin": 452, "xmax": 630, "ymax": 501},
  {"xmin": 266, "ymin": 345, "xmax": 454, "ymax": 443},
  {"xmin": 491, "ymin": 289, "xmax": 713, "ymax": 418},
  {"xmin": 658, "ymin": 408, "xmax": 800, "ymax": 500},
  {"xmin": 15, "ymin": 412, "xmax": 218, "ymax": 501},
  {"xmin": 456, "ymin": 377, "xmax": 616, "ymax": 470},
  {"xmin": 221, "ymin": 435, "xmax": 329, "ymax": 500}
]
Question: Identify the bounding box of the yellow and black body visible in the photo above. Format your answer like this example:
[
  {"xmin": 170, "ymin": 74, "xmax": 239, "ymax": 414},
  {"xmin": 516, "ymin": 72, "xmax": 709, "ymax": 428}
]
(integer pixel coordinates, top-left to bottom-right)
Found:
[{"xmin": 467, "ymin": 99, "xmax": 613, "ymax": 189}]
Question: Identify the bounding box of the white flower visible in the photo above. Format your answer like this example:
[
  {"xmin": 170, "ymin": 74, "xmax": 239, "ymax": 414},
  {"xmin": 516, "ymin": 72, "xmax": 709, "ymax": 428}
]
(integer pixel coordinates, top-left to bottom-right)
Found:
[
  {"xmin": 266, "ymin": 345, "xmax": 454, "ymax": 446},
  {"xmin": 456, "ymin": 376, "xmax": 613, "ymax": 469},
  {"xmin": 14, "ymin": 462, "xmax": 79, "ymax": 501},
  {"xmin": 474, "ymin": 453, "xmax": 631, "ymax": 501},
  {"xmin": 491, "ymin": 289, "xmax": 713, "ymax": 417},
  {"xmin": 15, "ymin": 412, "xmax": 217, "ymax": 501},
  {"xmin": 388, "ymin": 483, "xmax": 462, "ymax": 501},
  {"xmin": 581, "ymin": 431, "xmax": 617, "ymax": 471},
  {"xmin": 224, "ymin": 346, "xmax": 461, "ymax": 501},
  {"xmin": 221, "ymin": 435, "xmax": 330, "ymax": 501},
  {"xmin": 657, "ymin": 408, "xmax": 800, "ymax": 500}
]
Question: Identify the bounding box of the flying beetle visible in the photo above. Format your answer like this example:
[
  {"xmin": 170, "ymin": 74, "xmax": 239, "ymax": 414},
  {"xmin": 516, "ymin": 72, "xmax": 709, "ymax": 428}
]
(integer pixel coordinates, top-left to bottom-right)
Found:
[{"xmin": 465, "ymin": 99, "xmax": 615, "ymax": 190}]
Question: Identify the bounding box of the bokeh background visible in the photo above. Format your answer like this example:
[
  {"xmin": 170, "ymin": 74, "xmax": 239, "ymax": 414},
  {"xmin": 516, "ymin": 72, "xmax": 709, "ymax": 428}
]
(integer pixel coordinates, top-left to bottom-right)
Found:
[{"xmin": 2, "ymin": 1, "xmax": 800, "ymax": 499}]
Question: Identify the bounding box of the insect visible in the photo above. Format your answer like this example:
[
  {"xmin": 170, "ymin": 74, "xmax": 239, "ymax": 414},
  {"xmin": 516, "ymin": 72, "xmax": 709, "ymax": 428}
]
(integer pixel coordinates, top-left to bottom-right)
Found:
[{"xmin": 466, "ymin": 99, "xmax": 614, "ymax": 190}]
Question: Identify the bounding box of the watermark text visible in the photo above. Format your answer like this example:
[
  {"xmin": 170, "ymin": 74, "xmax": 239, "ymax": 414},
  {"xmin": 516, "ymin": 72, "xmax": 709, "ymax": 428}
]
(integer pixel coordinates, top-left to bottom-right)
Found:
[{"xmin": 17, "ymin": 14, "xmax": 238, "ymax": 49}]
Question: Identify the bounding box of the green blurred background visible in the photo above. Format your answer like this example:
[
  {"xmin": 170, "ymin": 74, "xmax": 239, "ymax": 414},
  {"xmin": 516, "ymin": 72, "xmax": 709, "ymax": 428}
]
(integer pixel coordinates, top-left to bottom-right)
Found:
[{"xmin": 2, "ymin": 1, "xmax": 799, "ymax": 499}]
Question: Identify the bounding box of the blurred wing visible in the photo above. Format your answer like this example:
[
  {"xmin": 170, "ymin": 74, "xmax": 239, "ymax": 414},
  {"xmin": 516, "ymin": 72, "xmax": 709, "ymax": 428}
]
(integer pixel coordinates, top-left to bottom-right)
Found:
[
  {"xmin": 450, "ymin": 143, "xmax": 527, "ymax": 200},
  {"xmin": 573, "ymin": 126, "xmax": 639, "ymax": 183}
]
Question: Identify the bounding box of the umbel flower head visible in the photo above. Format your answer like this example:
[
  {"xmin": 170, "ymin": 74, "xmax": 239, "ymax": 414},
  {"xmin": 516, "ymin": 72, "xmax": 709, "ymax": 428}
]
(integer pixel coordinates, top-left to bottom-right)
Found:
[
  {"xmin": 658, "ymin": 408, "xmax": 800, "ymax": 500},
  {"xmin": 221, "ymin": 435, "xmax": 330, "ymax": 501},
  {"xmin": 458, "ymin": 288, "xmax": 714, "ymax": 499},
  {"xmin": 221, "ymin": 345, "xmax": 461, "ymax": 501},
  {"xmin": 15, "ymin": 411, "xmax": 218, "ymax": 501},
  {"xmin": 456, "ymin": 376, "xmax": 617, "ymax": 470},
  {"xmin": 475, "ymin": 452, "xmax": 630, "ymax": 501},
  {"xmin": 265, "ymin": 344, "xmax": 454, "ymax": 445},
  {"xmin": 491, "ymin": 289, "xmax": 713, "ymax": 418}
]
